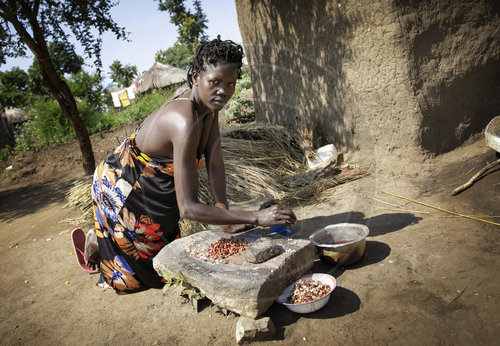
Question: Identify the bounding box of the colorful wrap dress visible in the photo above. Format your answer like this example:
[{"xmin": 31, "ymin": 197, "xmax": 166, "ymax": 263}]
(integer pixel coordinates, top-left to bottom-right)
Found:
[{"xmin": 91, "ymin": 130, "xmax": 202, "ymax": 294}]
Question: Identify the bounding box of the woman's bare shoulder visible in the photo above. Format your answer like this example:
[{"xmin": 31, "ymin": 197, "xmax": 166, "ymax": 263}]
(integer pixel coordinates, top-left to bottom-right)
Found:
[
  {"xmin": 135, "ymin": 98, "xmax": 196, "ymax": 155},
  {"xmin": 137, "ymin": 98, "xmax": 192, "ymax": 134},
  {"xmin": 151, "ymin": 98, "xmax": 196, "ymax": 133}
]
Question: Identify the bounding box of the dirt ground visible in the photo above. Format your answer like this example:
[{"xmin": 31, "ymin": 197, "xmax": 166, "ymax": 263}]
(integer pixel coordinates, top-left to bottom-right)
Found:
[{"xmin": 0, "ymin": 123, "xmax": 498, "ymax": 345}]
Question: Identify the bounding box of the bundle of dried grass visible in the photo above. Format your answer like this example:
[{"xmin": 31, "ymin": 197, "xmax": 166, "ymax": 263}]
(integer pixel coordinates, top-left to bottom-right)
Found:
[
  {"xmin": 312, "ymin": 167, "xmax": 372, "ymax": 202},
  {"xmin": 288, "ymin": 177, "xmax": 338, "ymax": 202},
  {"xmin": 194, "ymin": 124, "xmax": 304, "ymax": 205},
  {"xmin": 196, "ymin": 163, "xmax": 287, "ymax": 205},
  {"xmin": 63, "ymin": 175, "xmax": 93, "ymax": 225},
  {"xmin": 222, "ymin": 123, "xmax": 304, "ymax": 171},
  {"xmin": 295, "ymin": 119, "xmax": 317, "ymax": 157},
  {"xmin": 335, "ymin": 167, "xmax": 372, "ymax": 184},
  {"xmin": 178, "ymin": 218, "xmax": 206, "ymax": 237}
]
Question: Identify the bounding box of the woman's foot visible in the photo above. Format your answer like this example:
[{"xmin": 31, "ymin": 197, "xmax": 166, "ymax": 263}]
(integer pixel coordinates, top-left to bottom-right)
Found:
[
  {"xmin": 70, "ymin": 228, "xmax": 100, "ymax": 274},
  {"xmin": 96, "ymin": 271, "xmax": 110, "ymax": 289},
  {"xmin": 84, "ymin": 229, "xmax": 100, "ymax": 272}
]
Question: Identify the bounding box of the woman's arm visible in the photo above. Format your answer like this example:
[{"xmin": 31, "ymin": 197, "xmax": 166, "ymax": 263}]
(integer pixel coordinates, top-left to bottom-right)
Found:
[
  {"xmin": 171, "ymin": 108, "xmax": 256, "ymax": 225},
  {"xmin": 170, "ymin": 110, "xmax": 296, "ymax": 228},
  {"xmin": 203, "ymin": 112, "xmax": 228, "ymax": 208},
  {"xmin": 204, "ymin": 113, "xmax": 254, "ymax": 233}
]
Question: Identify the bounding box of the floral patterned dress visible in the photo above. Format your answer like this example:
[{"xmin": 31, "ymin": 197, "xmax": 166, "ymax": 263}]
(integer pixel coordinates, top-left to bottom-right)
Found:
[{"xmin": 91, "ymin": 130, "xmax": 201, "ymax": 294}]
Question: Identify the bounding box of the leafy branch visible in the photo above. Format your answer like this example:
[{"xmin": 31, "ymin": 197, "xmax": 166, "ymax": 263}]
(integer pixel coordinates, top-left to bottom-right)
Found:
[
  {"xmin": 161, "ymin": 270, "xmax": 185, "ymax": 290},
  {"xmin": 161, "ymin": 270, "xmax": 205, "ymax": 310}
]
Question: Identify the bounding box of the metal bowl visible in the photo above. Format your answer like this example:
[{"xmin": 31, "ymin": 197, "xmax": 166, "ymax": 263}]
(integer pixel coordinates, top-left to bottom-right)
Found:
[
  {"xmin": 485, "ymin": 116, "xmax": 500, "ymax": 153},
  {"xmin": 309, "ymin": 223, "xmax": 370, "ymax": 265},
  {"xmin": 276, "ymin": 273, "xmax": 337, "ymax": 313}
]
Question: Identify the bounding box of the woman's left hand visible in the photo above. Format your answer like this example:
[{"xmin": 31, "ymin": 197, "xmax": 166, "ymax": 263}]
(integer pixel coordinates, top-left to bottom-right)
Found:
[{"xmin": 255, "ymin": 205, "xmax": 297, "ymax": 228}]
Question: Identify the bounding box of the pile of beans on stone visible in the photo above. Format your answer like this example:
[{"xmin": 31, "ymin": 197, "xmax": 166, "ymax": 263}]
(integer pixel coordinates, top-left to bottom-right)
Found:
[
  {"xmin": 287, "ymin": 280, "xmax": 331, "ymax": 304},
  {"xmin": 205, "ymin": 237, "xmax": 249, "ymax": 260}
]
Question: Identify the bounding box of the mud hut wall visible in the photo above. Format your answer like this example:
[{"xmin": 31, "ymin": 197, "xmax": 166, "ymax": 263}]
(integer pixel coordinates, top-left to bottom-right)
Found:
[
  {"xmin": 396, "ymin": 0, "xmax": 500, "ymax": 155},
  {"xmin": 235, "ymin": 0, "xmax": 500, "ymax": 168}
]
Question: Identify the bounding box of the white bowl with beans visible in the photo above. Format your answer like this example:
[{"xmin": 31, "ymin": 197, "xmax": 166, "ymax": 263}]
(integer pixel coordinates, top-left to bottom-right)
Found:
[{"xmin": 276, "ymin": 273, "xmax": 337, "ymax": 313}]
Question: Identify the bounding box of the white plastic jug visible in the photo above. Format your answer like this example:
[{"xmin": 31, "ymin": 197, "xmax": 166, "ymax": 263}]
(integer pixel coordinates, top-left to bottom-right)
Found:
[{"xmin": 306, "ymin": 144, "xmax": 338, "ymax": 169}]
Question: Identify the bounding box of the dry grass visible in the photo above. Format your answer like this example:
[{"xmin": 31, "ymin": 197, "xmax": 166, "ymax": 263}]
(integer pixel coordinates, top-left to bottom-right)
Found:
[
  {"xmin": 64, "ymin": 124, "xmax": 370, "ymax": 235},
  {"xmin": 62, "ymin": 175, "xmax": 93, "ymax": 225}
]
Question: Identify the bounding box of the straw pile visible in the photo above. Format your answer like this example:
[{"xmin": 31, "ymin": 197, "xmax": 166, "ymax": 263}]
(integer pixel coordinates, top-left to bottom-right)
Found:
[
  {"xmin": 64, "ymin": 123, "xmax": 369, "ymax": 235},
  {"xmin": 63, "ymin": 175, "xmax": 93, "ymax": 225},
  {"xmin": 198, "ymin": 124, "xmax": 304, "ymax": 203}
]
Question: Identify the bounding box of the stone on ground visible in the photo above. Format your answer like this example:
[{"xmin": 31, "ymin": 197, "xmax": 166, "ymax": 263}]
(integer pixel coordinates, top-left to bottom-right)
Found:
[
  {"xmin": 153, "ymin": 228, "xmax": 316, "ymax": 318},
  {"xmin": 235, "ymin": 316, "xmax": 276, "ymax": 344}
]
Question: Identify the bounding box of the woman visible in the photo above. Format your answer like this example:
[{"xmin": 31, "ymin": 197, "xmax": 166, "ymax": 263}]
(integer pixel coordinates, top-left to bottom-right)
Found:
[{"xmin": 89, "ymin": 37, "xmax": 296, "ymax": 294}]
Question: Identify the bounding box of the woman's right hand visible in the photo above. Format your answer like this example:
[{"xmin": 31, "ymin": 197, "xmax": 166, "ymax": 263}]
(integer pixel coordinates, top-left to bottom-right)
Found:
[{"xmin": 255, "ymin": 205, "xmax": 297, "ymax": 227}]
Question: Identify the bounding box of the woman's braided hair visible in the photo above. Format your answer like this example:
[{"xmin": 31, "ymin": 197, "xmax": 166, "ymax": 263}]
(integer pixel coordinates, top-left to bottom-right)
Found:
[{"xmin": 187, "ymin": 35, "xmax": 244, "ymax": 88}]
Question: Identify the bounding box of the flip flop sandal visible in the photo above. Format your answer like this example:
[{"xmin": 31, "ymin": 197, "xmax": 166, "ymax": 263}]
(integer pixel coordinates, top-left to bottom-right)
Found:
[{"xmin": 71, "ymin": 228, "xmax": 100, "ymax": 274}]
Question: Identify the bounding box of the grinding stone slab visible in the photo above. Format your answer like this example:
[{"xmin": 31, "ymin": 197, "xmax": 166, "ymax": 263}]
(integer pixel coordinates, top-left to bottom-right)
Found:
[{"xmin": 153, "ymin": 228, "xmax": 316, "ymax": 318}]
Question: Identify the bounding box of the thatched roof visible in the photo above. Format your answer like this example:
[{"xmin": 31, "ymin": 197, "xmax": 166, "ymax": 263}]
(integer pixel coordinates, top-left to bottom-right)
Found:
[
  {"xmin": 2, "ymin": 107, "xmax": 29, "ymax": 124},
  {"xmin": 137, "ymin": 62, "xmax": 187, "ymax": 93}
]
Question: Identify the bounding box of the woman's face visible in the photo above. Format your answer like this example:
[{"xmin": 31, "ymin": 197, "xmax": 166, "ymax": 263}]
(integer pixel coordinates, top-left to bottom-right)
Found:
[{"xmin": 193, "ymin": 62, "xmax": 239, "ymax": 112}]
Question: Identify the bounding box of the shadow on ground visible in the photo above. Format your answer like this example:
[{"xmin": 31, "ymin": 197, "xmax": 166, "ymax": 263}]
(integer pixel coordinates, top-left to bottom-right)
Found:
[
  {"xmin": 266, "ymin": 285, "xmax": 360, "ymax": 340},
  {"xmin": 262, "ymin": 211, "xmax": 413, "ymax": 332},
  {"xmin": 0, "ymin": 179, "xmax": 75, "ymax": 222},
  {"xmin": 292, "ymin": 211, "xmax": 422, "ymax": 238}
]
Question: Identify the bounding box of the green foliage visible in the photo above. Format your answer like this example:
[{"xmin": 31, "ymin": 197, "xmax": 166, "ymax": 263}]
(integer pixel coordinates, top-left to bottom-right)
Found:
[
  {"xmin": 161, "ymin": 270, "xmax": 185, "ymax": 290},
  {"xmin": 0, "ymin": 67, "xmax": 30, "ymax": 109},
  {"xmin": 11, "ymin": 97, "xmax": 116, "ymax": 157},
  {"xmin": 116, "ymin": 87, "xmax": 176, "ymax": 123},
  {"xmin": 27, "ymin": 63, "xmax": 48, "ymax": 97},
  {"xmin": 4, "ymin": 83, "xmax": 176, "ymax": 160},
  {"xmin": 0, "ymin": 144, "xmax": 12, "ymax": 162},
  {"xmin": 12, "ymin": 120, "xmax": 42, "ymax": 154},
  {"xmin": 155, "ymin": 41, "xmax": 193, "ymax": 69},
  {"xmin": 28, "ymin": 41, "xmax": 85, "ymax": 97},
  {"xmin": 156, "ymin": 0, "xmax": 207, "ymax": 49},
  {"xmin": 182, "ymin": 287, "xmax": 204, "ymax": 300},
  {"xmin": 0, "ymin": 41, "xmax": 87, "ymax": 110},
  {"xmin": 43, "ymin": 41, "xmax": 84, "ymax": 75},
  {"xmin": 1, "ymin": 0, "xmax": 130, "ymax": 174},
  {"xmin": 68, "ymin": 70, "xmax": 104, "ymax": 111},
  {"xmin": 225, "ymin": 70, "xmax": 255, "ymax": 123},
  {"xmin": 10, "ymin": 97, "xmax": 110, "ymax": 156},
  {"xmin": 78, "ymin": 98, "xmax": 115, "ymax": 134},
  {"xmin": 0, "ymin": 0, "xmax": 127, "ymax": 70},
  {"xmin": 109, "ymin": 60, "xmax": 138, "ymax": 87},
  {"xmin": 161, "ymin": 270, "xmax": 204, "ymax": 305},
  {"xmin": 31, "ymin": 99, "xmax": 74, "ymax": 145}
]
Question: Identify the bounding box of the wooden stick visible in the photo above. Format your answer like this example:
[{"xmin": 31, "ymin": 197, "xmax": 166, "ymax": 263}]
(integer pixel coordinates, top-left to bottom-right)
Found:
[
  {"xmin": 451, "ymin": 158, "xmax": 500, "ymax": 196},
  {"xmin": 441, "ymin": 215, "xmax": 500, "ymax": 219},
  {"xmin": 368, "ymin": 195, "xmax": 424, "ymax": 212},
  {"xmin": 373, "ymin": 206, "xmax": 430, "ymax": 214},
  {"xmin": 448, "ymin": 287, "xmax": 467, "ymax": 305},
  {"xmin": 380, "ymin": 190, "xmax": 500, "ymax": 227},
  {"xmin": 367, "ymin": 196, "xmax": 403, "ymax": 208}
]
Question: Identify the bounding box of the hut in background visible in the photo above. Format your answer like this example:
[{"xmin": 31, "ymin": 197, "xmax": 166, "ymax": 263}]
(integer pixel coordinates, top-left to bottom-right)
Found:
[
  {"xmin": 137, "ymin": 62, "xmax": 187, "ymax": 93},
  {"xmin": 0, "ymin": 108, "xmax": 30, "ymax": 149}
]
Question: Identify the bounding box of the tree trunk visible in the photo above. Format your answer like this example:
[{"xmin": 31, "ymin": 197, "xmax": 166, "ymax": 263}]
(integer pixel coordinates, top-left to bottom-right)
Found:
[
  {"xmin": 5, "ymin": 7, "xmax": 97, "ymax": 175},
  {"xmin": 37, "ymin": 54, "xmax": 96, "ymax": 175}
]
